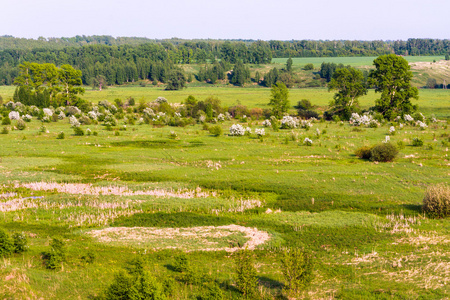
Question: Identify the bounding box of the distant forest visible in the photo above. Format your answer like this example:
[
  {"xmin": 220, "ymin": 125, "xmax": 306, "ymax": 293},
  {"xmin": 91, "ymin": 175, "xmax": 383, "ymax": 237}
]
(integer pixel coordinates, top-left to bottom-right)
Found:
[{"xmin": 0, "ymin": 35, "xmax": 449, "ymax": 86}]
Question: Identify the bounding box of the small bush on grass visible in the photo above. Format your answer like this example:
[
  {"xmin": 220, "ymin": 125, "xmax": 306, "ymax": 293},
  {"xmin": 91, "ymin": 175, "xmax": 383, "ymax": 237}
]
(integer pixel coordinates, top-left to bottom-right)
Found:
[
  {"xmin": 201, "ymin": 282, "xmax": 224, "ymax": 300},
  {"xmin": 281, "ymin": 248, "xmax": 314, "ymax": 298},
  {"xmin": 234, "ymin": 249, "xmax": 258, "ymax": 299},
  {"xmin": 412, "ymin": 137, "xmax": 424, "ymax": 147},
  {"xmin": 56, "ymin": 131, "xmax": 65, "ymax": 139},
  {"xmin": 73, "ymin": 126, "xmax": 84, "ymax": 136},
  {"xmin": 12, "ymin": 232, "xmax": 28, "ymax": 253},
  {"xmin": 16, "ymin": 119, "xmax": 26, "ymax": 130},
  {"xmin": 0, "ymin": 229, "xmax": 14, "ymax": 256},
  {"xmin": 1, "ymin": 116, "xmax": 11, "ymax": 125},
  {"xmin": 423, "ymin": 184, "xmax": 450, "ymax": 218},
  {"xmin": 42, "ymin": 237, "xmax": 66, "ymax": 270},
  {"xmin": 355, "ymin": 146, "xmax": 372, "ymax": 159},
  {"xmin": 1, "ymin": 127, "xmax": 8, "ymax": 134},
  {"xmin": 209, "ymin": 125, "xmax": 223, "ymax": 137},
  {"xmin": 370, "ymin": 143, "xmax": 398, "ymax": 162}
]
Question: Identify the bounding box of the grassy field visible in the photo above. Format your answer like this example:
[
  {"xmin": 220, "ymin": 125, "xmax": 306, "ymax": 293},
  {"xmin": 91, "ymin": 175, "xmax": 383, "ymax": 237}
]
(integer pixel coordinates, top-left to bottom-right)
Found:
[
  {"xmin": 271, "ymin": 56, "xmax": 446, "ymax": 68},
  {"xmin": 1, "ymin": 86, "xmax": 449, "ymax": 118},
  {"xmin": 0, "ymin": 92, "xmax": 449, "ymax": 299}
]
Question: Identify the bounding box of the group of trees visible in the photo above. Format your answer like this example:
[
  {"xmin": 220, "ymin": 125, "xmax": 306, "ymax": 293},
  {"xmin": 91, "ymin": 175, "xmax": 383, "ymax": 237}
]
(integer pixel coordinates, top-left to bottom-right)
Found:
[
  {"xmin": 12, "ymin": 62, "xmax": 85, "ymax": 108},
  {"xmin": 326, "ymin": 54, "xmax": 418, "ymax": 120}
]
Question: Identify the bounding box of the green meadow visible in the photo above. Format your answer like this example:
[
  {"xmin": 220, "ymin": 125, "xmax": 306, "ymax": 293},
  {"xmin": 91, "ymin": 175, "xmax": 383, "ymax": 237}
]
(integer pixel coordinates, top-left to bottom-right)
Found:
[{"xmin": 0, "ymin": 55, "xmax": 449, "ymax": 299}]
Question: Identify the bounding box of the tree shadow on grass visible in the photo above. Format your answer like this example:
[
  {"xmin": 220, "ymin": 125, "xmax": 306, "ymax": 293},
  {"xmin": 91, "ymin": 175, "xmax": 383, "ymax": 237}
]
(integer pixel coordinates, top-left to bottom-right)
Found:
[{"xmin": 400, "ymin": 204, "xmax": 422, "ymax": 214}]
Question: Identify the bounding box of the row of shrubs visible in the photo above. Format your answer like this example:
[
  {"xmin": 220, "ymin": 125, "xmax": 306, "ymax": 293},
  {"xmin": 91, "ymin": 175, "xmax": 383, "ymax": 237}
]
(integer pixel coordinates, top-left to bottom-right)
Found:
[{"xmin": 355, "ymin": 143, "xmax": 399, "ymax": 162}]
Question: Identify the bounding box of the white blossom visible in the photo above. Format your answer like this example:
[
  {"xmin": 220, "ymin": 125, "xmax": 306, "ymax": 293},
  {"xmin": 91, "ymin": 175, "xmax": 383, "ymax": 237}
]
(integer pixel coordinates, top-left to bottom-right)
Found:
[
  {"xmin": 8, "ymin": 111, "xmax": 20, "ymax": 120},
  {"xmin": 69, "ymin": 115, "xmax": 81, "ymax": 127},
  {"xmin": 304, "ymin": 137, "xmax": 313, "ymax": 146},
  {"xmin": 43, "ymin": 108, "xmax": 53, "ymax": 117},
  {"xmin": 255, "ymin": 128, "xmax": 265, "ymax": 136},
  {"xmin": 58, "ymin": 111, "xmax": 66, "ymax": 120},
  {"xmin": 262, "ymin": 119, "xmax": 272, "ymax": 127},
  {"xmin": 404, "ymin": 114, "xmax": 414, "ymax": 122},
  {"xmin": 229, "ymin": 124, "xmax": 245, "ymax": 136},
  {"xmin": 281, "ymin": 116, "xmax": 298, "ymax": 129}
]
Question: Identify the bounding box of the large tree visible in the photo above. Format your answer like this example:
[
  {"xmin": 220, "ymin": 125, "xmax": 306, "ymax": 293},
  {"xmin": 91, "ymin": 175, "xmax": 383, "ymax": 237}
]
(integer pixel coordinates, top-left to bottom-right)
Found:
[
  {"xmin": 327, "ymin": 67, "xmax": 367, "ymax": 120},
  {"xmin": 368, "ymin": 54, "xmax": 419, "ymax": 119},
  {"xmin": 165, "ymin": 69, "xmax": 186, "ymax": 90},
  {"xmin": 269, "ymin": 82, "xmax": 290, "ymax": 118}
]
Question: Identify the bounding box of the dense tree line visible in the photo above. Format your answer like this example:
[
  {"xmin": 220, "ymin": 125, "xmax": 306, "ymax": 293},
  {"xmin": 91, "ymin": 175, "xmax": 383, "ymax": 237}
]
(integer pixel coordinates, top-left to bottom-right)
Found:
[{"xmin": 1, "ymin": 36, "xmax": 450, "ymax": 86}]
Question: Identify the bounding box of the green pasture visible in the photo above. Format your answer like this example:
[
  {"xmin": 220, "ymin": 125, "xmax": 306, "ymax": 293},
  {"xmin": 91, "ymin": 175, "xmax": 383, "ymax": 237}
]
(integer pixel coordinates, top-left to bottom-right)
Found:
[
  {"xmin": 0, "ymin": 100, "xmax": 449, "ymax": 299},
  {"xmin": 1, "ymin": 86, "xmax": 449, "ymax": 118},
  {"xmin": 271, "ymin": 55, "xmax": 446, "ymax": 68}
]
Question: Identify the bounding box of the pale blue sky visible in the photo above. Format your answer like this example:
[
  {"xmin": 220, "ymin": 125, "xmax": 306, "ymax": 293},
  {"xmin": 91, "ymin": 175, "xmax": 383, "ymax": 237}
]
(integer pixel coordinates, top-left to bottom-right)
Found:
[{"xmin": 2, "ymin": 0, "xmax": 449, "ymax": 40}]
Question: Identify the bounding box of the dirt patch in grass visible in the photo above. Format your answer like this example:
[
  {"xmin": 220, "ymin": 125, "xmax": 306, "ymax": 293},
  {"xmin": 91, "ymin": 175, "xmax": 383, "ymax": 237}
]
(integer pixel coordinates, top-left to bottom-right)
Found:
[{"xmin": 86, "ymin": 224, "xmax": 270, "ymax": 252}]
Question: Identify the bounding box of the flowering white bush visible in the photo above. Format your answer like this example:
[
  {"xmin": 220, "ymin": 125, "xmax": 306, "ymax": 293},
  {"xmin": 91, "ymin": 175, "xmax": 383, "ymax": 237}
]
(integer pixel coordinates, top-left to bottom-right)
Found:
[
  {"xmin": 304, "ymin": 137, "xmax": 313, "ymax": 146},
  {"xmin": 58, "ymin": 111, "xmax": 66, "ymax": 120},
  {"xmin": 431, "ymin": 117, "xmax": 437, "ymax": 123},
  {"xmin": 66, "ymin": 106, "xmax": 81, "ymax": 116},
  {"xmin": 22, "ymin": 114, "xmax": 32, "ymax": 122},
  {"xmin": 69, "ymin": 115, "xmax": 81, "ymax": 127},
  {"xmin": 404, "ymin": 114, "xmax": 414, "ymax": 122},
  {"xmin": 88, "ymin": 111, "xmax": 98, "ymax": 120},
  {"xmin": 399, "ymin": 123, "xmax": 404, "ymax": 129},
  {"xmin": 245, "ymin": 127, "xmax": 252, "ymax": 134},
  {"xmin": 143, "ymin": 107, "xmax": 154, "ymax": 118},
  {"xmin": 30, "ymin": 105, "xmax": 40, "ymax": 116},
  {"xmin": 137, "ymin": 118, "xmax": 144, "ymax": 125},
  {"xmin": 417, "ymin": 121, "xmax": 428, "ymax": 130},
  {"xmin": 389, "ymin": 126, "xmax": 395, "ymax": 135},
  {"xmin": 316, "ymin": 128, "xmax": 320, "ymax": 136},
  {"xmin": 104, "ymin": 114, "xmax": 117, "ymax": 126},
  {"xmin": 225, "ymin": 112, "xmax": 232, "ymax": 120},
  {"xmin": 109, "ymin": 105, "xmax": 118, "ymax": 113},
  {"xmin": 255, "ymin": 128, "xmax": 265, "ymax": 137},
  {"xmin": 262, "ymin": 119, "xmax": 272, "ymax": 127},
  {"xmin": 300, "ymin": 120, "xmax": 313, "ymax": 129},
  {"xmin": 350, "ymin": 113, "xmax": 374, "ymax": 126},
  {"xmin": 281, "ymin": 116, "xmax": 298, "ymax": 129},
  {"xmin": 174, "ymin": 112, "xmax": 181, "ymax": 118},
  {"xmin": 42, "ymin": 116, "xmax": 51, "ymax": 123},
  {"xmin": 43, "ymin": 108, "xmax": 53, "ymax": 117},
  {"xmin": 383, "ymin": 136, "xmax": 390, "ymax": 143},
  {"xmin": 229, "ymin": 124, "xmax": 245, "ymax": 136},
  {"xmin": 198, "ymin": 115, "xmax": 206, "ymax": 123},
  {"xmin": 86, "ymin": 128, "xmax": 92, "ymax": 135},
  {"xmin": 217, "ymin": 113, "xmax": 225, "ymax": 122},
  {"xmin": 8, "ymin": 111, "xmax": 20, "ymax": 120}
]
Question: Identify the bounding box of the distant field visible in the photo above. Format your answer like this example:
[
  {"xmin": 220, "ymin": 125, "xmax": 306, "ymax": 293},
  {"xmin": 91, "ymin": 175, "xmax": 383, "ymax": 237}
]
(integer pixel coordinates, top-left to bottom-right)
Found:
[
  {"xmin": 271, "ymin": 56, "xmax": 446, "ymax": 68},
  {"xmin": 1, "ymin": 85, "xmax": 448, "ymax": 118}
]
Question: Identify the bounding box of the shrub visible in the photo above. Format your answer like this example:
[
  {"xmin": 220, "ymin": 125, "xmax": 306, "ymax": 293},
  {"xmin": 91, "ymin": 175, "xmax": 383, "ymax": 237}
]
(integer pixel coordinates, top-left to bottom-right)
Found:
[
  {"xmin": 16, "ymin": 119, "xmax": 26, "ymax": 130},
  {"xmin": 168, "ymin": 131, "xmax": 177, "ymax": 139},
  {"xmin": 173, "ymin": 253, "xmax": 189, "ymax": 273},
  {"xmin": 1, "ymin": 116, "xmax": 11, "ymax": 125},
  {"xmin": 0, "ymin": 229, "xmax": 14, "ymax": 256},
  {"xmin": 355, "ymin": 146, "xmax": 372, "ymax": 159},
  {"xmin": 280, "ymin": 248, "xmax": 314, "ymax": 297},
  {"xmin": 370, "ymin": 143, "xmax": 398, "ymax": 162},
  {"xmin": 412, "ymin": 137, "xmax": 424, "ymax": 147},
  {"xmin": 73, "ymin": 126, "xmax": 84, "ymax": 136},
  {"xmin": 56, "ymin": 132, "xmax": 65, "ymax": 139},
  {"xmin": 202, "ymin": 282, "xmax": 224, "ymax": 300},
  {"xmin": 234, "ymin": 249, "xmax": 258, "ymax": 299},
  {"xmin": 1, "ymin": 127, "xmax": 8, "ymax": 134},
  {"xmin": 423, "ymin": 184, "xmax": 450, "ymax": 218},
  {"xmin": 42, "ymin": 237, "xmax": 66, "ymax": 270},
  {"xmin": 13, "ymin": 233, "xmax": 28, "ymax": 253},
  {"xmin": 209, "ymin": 125, "xmax": 223, "ymax": 137}
]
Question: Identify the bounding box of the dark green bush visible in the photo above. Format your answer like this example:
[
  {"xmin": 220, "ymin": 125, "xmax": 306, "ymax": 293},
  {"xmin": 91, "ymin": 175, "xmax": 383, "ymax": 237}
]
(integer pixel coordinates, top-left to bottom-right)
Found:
[
  {"xmin": 56, "ymin": 131, "xmax": 65, "ymax": 139},
  {"xmin": 0, "ymin": 229, "xmax": 14, "ymax": 256},
  {"xmin": 42, "ymin": 237, "xmax": 66, "ymax": 270},
  {"xmin": 1, "ymin": 127, "xmax": 8, "ymax": 134},
  {"xmin": 412, "ymin": 137, "xmax": 424, "ymax": 146},
  {"xmin": 423, "ymin": 184, "xmax": 450, "ymax": 218},
  {"xmin": 12, "ymin": 232, "xmax": 28, "ymax": 253},
  {"xmin": 1, "ymin": 117, "xmax": 11, "ymax": 125},
  {"xmin": 370, "ymin": 143, "xmax": 398, "ymax": 162},
  {"xmin": 355, "ymin": 146, "xmax": 372, "ymax": 159},
  {"xmin": 209, "ymin": 125, "xmax": 223, "ymax": 137},
  {"xmin": 73, "ymin": 126, "xmax": 84, "ymax": 136}
]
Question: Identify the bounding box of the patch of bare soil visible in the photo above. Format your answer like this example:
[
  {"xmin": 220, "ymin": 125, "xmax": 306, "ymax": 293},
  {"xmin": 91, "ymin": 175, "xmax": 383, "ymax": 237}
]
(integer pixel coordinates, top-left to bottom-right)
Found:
[{"xmin": 86, "ymin": 224, "xmax": 270, "ymax": 252}]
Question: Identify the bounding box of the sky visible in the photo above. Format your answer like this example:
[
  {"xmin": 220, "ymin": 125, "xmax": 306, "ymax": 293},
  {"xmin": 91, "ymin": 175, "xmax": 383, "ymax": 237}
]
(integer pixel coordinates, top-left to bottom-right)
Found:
[{"xmin": 2, "ymin": 0, "xmax": 449, "ymax": 41}]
